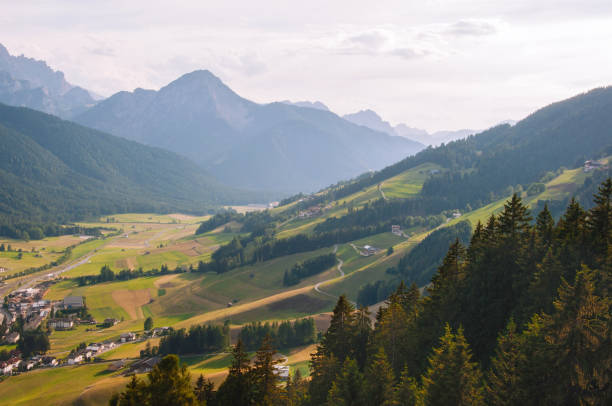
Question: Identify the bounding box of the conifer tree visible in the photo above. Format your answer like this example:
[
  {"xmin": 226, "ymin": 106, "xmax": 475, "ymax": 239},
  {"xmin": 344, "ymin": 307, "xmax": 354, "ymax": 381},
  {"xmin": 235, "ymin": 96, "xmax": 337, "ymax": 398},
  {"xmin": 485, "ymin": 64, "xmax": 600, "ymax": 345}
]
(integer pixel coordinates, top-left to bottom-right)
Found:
[
  {"xmin": 251, "ymin": 335, "xmax": 281, "ymax": 405},
  {"xmin": 394, "ymin": 366, "xmax": 422, "ymax": 406},
  {"xmin": 147, "ymin": 355, "xmax": 197, "ymax": 406},
  {"xmin": 586, "ymin": 178, "xmax": 612, "ymax": 267},
  {"xmin": 421, "ymin": 325, "xmax": 484, "ymax": 406},
  {"xmin": 216, "ymin": 340, "xmax": 252, "ymax": 405},
  {"xmin": 364, "ymin": 349, "xmax": 395, "ymax": 406},
  {"xmin": 327, "ymin": 358, "xmax": 365, "ymax": 406},
  {"xmin": 194, "ymin": 374, "xmax": 214, "ymax": 405},
  {"xmin": 485, "ymin": 320, "xmax": 528, "ymax": 405},
  {"xmin": 321, "ymin": 295, "xmax": 356, "ymax": 362},
  {"xmin": 543, "ymin": 267, "xmax": 611, "ymax": 405},
  {"xmin": 535, "ymin": 203, "xmax": 555, "ymax": 248}
]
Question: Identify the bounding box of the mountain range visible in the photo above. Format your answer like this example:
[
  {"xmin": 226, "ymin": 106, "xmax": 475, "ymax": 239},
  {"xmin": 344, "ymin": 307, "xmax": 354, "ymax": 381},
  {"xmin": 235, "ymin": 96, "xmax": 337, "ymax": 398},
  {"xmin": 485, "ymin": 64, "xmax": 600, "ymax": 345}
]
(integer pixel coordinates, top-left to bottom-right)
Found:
[
  {"xmin": 342, "ymin": 109, "xmax": 477, "ymax": 146},
  {"xmin": 0, "ymin": 103, "xmax": 254, "ymax": 225},
  {"xmin": 0, "ymin": 44, "xmax": 96, "ymax": 118},
  {"xmin": 74, "ymin": 70, "xmax": 425, "ymax": 193}
]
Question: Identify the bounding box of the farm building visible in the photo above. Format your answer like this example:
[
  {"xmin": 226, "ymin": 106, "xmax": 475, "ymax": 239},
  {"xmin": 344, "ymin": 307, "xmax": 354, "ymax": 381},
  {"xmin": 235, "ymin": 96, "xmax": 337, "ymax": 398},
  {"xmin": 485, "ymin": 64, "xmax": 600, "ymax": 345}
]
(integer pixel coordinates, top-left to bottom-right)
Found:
[
  {"xmin": 120, "ymin": 332, "xmax": 136, "ymax": 342},
  {"xmin": 48, "ymin": 318, "xmax": 74, "ymax": 330},
  {"xmin": 62, "ymin": 295, "xmax": 84, "ymax": 309}
]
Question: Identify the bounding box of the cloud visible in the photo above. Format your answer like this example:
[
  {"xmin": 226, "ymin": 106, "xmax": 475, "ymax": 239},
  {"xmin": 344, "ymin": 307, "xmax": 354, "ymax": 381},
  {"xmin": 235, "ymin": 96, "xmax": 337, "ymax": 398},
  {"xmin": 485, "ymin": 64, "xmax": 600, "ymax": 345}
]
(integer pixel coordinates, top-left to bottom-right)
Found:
[
  {"xmin": 330, "ymin": 28, "xmax": 428, "ymax": 60},
  {"xmin": 444, "ymin": 20, "xmax": 498, "ymax": 37}
]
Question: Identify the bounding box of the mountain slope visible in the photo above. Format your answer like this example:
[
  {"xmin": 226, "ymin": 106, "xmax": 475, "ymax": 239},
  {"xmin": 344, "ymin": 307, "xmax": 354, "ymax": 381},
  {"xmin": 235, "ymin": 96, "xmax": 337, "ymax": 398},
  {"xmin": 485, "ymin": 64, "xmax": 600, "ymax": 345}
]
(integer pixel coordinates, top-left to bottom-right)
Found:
[
  {"xmin": 306, "ymin": 86, "xmax": 612, "ymax": 213},
  {"xmin": 342, "ymin": 108, "xmax": 476, "ymax": 146},
  {"xmin": 0, "ymin": 103, "xmax": 253, "ymax": 225},
  {"xmin": 75, "ymin": 70, "xmax": 425, "ymax": 193},
  {"xmin": 0, "ymin": 44, "xmax": 96, "ymax": 118}
]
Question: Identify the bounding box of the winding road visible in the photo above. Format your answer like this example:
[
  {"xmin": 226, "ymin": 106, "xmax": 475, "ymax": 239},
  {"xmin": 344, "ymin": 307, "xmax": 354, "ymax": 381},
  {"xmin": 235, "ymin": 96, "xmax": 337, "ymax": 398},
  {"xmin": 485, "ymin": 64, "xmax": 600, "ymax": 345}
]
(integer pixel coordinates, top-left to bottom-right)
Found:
[{"xmin": 313, "ymin": 244, "xmax": 345, "ymax": 299}]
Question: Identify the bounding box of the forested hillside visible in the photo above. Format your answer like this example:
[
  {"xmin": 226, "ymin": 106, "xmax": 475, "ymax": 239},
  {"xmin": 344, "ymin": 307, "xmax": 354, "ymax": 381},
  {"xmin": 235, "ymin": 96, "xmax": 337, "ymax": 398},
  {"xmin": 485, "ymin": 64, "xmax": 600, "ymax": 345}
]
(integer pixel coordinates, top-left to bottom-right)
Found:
[
  {"xmin": 125, "ymin": 179, "xmax": 612, "ymax": 406},
  {"xmin": 0, "ymin": 103, "xmax": 255, "ymax": 237},
  {"xmin": 75, "ymin": 70, "xmax": 425, "ymax": 193},
  {"xmin": 310, "ymin": 87, "xmax": 612, "ymax": 214}
]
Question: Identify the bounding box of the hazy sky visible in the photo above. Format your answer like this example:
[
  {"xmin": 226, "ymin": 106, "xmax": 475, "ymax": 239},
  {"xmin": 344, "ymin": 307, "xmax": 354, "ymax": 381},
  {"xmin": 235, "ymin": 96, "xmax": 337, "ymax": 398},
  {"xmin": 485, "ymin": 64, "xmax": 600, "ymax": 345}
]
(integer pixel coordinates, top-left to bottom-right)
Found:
[{"xmin": 2, "ymin": 0, "xmax": 611, "ymax": 131}]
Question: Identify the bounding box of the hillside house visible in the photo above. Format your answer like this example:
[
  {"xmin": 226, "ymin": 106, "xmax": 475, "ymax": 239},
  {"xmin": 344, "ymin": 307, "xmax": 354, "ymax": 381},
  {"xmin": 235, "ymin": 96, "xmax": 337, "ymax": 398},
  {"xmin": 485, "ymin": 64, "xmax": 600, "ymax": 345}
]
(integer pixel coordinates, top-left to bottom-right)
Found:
[
  {"xmin": 62, "ymin": 295, "xmax": 84, "ymax": 309},
  {"xmin": 42, "ymin": 356, "xmax": 58, "ymax": 367},
  {"xmin": 275, "ymin": 365, "xmax": 290, "ymax": 380},
  {"xmin": 103, "ymin": 318, "xmax": 119, "ymax": 327},
  {"xmin": 48, "ymin": 318, "xmax": 74, "ymax": 330},
  {"xmin": 120, "ymin": 332, "xmax": 136, "ymax": 342},
  {"xmin": 127, "ymin": 356, "xmax": 160, "ymax": 374},
  {"xmin": 361, "ymin": 245, "xmax": 380, "ymax": 256},
  {"xmin": 0, "ymin": 358, "xmax": 21, "ymax": 375},
  {"xmin": 391, "ymin": 225, "xmax": 402, "ymax": 235},
  {"xmin": 67, "ymin": 354, "xmax": 83, "ymax": 365}
]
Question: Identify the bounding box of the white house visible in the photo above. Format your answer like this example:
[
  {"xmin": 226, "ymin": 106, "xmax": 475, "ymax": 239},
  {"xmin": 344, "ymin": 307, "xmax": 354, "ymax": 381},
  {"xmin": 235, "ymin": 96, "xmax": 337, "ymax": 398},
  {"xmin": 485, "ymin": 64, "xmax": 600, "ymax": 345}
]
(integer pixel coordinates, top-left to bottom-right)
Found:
[
  {"xmin": 120, "ymin": 332, "xmax": 136, "ymax": 342},
  {"xmin": 67, "ymin": 354, "xmax": 83, "ymax": 365}
]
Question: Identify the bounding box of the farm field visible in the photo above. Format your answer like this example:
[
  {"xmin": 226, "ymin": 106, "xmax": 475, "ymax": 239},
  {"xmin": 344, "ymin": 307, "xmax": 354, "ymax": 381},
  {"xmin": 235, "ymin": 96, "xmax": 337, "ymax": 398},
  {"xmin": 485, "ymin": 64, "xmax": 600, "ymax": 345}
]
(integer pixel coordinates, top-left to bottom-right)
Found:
[
  {"xmin": 381, "ymin": 162, "xmax": 444, "ymax": 199},
  {"xmin": 5, "ymin": 157, "xmax": 605, "ymax": 406}
]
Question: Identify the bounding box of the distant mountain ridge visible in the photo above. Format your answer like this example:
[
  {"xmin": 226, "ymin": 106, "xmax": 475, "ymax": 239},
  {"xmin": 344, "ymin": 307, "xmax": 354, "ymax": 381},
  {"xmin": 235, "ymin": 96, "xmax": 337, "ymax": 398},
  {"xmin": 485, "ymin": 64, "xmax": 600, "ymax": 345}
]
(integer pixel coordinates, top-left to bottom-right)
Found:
[
  {"xmin": 342, "ymin": 108, "xmax": 477, "ymax": 146},
  {"xmin": 0, "ymin": 103, "xmax": 255, "ymax": 225},
  {"xmin": 0, "ymin": 44, "xmax": 96, "ymax": 118},
  {"xmin": 75, "ymin": 70, "xmax": 425, "ymax": 194}
]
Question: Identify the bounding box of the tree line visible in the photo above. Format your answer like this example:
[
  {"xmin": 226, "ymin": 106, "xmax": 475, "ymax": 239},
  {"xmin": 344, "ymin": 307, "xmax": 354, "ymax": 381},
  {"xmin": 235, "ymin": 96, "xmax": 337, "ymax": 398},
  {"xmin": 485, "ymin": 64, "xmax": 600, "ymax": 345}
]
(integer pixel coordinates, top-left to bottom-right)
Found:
[
  {"xmin": 75, "ymin": 264, "xmax": 186, "ymax": 286},
  {"xmin": 111, "ymin": 179, "xmax": 611, "ymax": 405},
  {"xmin": 303, "ymin": 179, "xmax": 612, "ymax": 405},
  {"xmin": 238, "ymin": 318, "xmax": 316, "ymax": 351},
  {"xmin": 283, "ymin": 254, "xmax": 336, "ymax": 286},
  {"xmin": 314, "ymin": 199, "xmax": 446, "ymax": 233},
  {"xmin": 156, "ymin": 324, "xmax": 230, "ymax": 356}
]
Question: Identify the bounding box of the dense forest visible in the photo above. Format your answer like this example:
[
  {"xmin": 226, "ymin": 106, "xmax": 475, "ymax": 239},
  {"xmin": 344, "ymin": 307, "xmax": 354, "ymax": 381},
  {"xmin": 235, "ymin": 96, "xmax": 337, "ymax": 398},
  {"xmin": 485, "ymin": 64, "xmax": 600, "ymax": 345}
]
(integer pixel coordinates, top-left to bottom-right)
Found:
[
  {"xmin": 0, "ymin": 103, "xmax": 259, "ymax": 236},
  {"xmin": 115, "ymin": 178, "xmax": 612, "ymax": 405},
  {"xmin": 156, "ymin": 324, "xmax": 229, "ymax": 356},
  {"xmin": 283, "ymin": 254, "xmax": 336, "ymax": 286},
  {"xmin": 356, "ymin": 221, "xmax": 472, "ymax": 306},
  {"xmin": 301, "ymin": 87, "xmax": 612, "ymax": 217},
  {"xmin": 238, "ymin": 318, "xmax": 316, "ymax": 350}
]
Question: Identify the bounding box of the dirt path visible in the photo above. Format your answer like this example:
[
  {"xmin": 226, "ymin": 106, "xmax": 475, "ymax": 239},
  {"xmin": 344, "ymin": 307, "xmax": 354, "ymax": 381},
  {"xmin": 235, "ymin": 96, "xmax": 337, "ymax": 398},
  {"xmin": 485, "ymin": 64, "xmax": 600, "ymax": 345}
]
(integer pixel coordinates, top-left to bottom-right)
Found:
[
  {"xmin": 378, "ymin": 182, "xmax": 388, "ymax": 201},
  {"xmin": 314, "ymin": 244, "xmax": 353, "ymax": 304}
]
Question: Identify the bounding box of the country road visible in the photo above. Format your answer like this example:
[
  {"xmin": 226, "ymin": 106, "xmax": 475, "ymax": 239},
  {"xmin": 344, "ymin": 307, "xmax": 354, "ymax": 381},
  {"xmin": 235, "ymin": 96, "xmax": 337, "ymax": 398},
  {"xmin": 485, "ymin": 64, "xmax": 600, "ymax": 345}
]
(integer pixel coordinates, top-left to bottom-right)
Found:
[
  {"xmin": 314, "ymin": 244, "xmax": 352, "ymax": 303},
  {"xmin": 5, "ymin": 253, "xmax": 95, "ymax": 295}
]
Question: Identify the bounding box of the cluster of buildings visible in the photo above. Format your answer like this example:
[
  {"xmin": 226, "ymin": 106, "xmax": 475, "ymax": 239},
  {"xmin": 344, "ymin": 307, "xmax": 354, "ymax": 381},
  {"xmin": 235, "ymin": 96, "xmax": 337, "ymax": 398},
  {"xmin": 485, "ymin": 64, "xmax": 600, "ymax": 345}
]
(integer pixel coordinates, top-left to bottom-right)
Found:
[
  {"xmin": 360, "ymin": 245, "xmax": 380, "ymax": 257},
  {"xmin": 584, "ymin": 160, "xmax": 609, "ymax": 173},
  {"xmin": 298, "ymin": 205, "xmax": 323, "ymax": 219},
  {"xmin": 0, "ymin": 351, "xmax": 59, "ymax": 375},
  {"xmin": 4, "ymin": 287, "xmax": 52, "ymax": 333},
  {"xmin": 66, "ymin": 341, "xmax": 117, "ymax": 365}
]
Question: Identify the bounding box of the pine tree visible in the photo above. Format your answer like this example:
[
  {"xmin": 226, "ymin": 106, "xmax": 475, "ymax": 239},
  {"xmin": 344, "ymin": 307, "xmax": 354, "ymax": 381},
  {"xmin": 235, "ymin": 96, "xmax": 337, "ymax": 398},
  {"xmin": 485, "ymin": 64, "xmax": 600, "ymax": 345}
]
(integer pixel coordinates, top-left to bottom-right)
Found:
[
  {"xmin": 376, "ymin": 300, "xmax": 410, "ymax": 376},
  {"xmin": 353, "ymin": 306, "xmax": 371, "ymax": 370},
  {"xmin": 535, "ymin": 203, "xmax": 555, "ymax": 248},
  {"xmin": 147, "ymin": 355, "xmax": 196, "ymax": 406},
  {"xmin": 543, "ymin": 267, "xmax": 611, "ymax": 405},
  {"xmin": 216, "ymin": 340, "xmax": 252, "ymax": 406},
  {"xmin": 321, "ymin": 295, "xmax": 356, "ymax": 362},
  {"xmin": 586, "ymin": 178, "xmax": 612, "ymax": 267},
  {"xmin": 251, "ymin": 335, "xmax": 281, "ymax": 406},
  {"xmin": 485, "ymin": 320, "xmax": 528, "ymax": 405},
  {"xmin": 116, "ymin": 375, "xmax": 148, "ymax": 405},
  {"xmin": 364, "ymin": 349, "xmax": 395, "ymax": 406},
  {"xmin": 327, "ymin": 358, "xmax": 364, "ymax": 406},
  {"xmin": 194, "ymin": 374, "xmax": 214, "ymax": 405},
  {"xmin": 421, "ymin": 325, "xmax": 484, "ymax": 406},
  {"xmin": 394, "ymin": 366, "xmax": 422, "ymax": 406}
]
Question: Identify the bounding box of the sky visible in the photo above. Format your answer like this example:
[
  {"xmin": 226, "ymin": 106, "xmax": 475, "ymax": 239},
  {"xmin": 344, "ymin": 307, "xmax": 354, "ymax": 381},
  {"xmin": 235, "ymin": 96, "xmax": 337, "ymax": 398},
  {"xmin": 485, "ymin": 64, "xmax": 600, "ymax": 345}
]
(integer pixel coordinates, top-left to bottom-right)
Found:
[{"xmin": 2, "ymin": 0, "xmax": 612, "ymax": 131}]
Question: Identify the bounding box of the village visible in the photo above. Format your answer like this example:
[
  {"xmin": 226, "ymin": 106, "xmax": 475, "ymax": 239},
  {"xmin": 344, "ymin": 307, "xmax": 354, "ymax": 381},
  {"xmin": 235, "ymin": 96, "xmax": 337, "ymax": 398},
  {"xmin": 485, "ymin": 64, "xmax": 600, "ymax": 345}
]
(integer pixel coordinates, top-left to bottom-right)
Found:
[{"xmin": 0, "ymin": 279, "xmax": 170, "ymax": 378}]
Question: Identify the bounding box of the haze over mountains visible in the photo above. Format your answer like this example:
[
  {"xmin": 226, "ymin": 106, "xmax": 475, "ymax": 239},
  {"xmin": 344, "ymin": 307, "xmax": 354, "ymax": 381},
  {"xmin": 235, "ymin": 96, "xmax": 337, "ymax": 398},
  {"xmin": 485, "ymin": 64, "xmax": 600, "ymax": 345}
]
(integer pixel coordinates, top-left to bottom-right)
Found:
[
  {"xmin": 0, "ymin": 103, "xmax": 253, "ymax": 225},
  {"xmin": 74, "ymin": 70, "xmax": 425, "ymax": 193},
  {"xmin": 0, "ymin": 44, "xmax": 96, "ymax": 118},
  {"xmin": 343, "ymin": 109, "xmax": 477, "ymax": 146}
]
